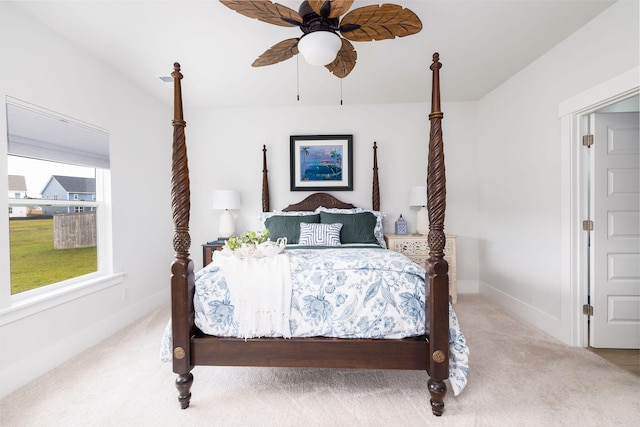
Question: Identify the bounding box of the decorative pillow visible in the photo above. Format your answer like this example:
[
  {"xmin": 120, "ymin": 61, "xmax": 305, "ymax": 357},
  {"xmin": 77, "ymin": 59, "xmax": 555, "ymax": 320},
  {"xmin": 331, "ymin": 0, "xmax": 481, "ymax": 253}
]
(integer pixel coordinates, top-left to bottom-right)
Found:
[
  {"xmin": 319, "ymin": 211, "xmax": 379, "ymax": 245},
  {"xmin": 315, "ymin": 207, "xmax": 386, "ymax": 248},
  {"xmin": 298, "ymin": 222, "xmax": 342, "ymax": 246},
  {"xmin": 264, "ymin": 214, "xmax": 320, "ymax": 244}
]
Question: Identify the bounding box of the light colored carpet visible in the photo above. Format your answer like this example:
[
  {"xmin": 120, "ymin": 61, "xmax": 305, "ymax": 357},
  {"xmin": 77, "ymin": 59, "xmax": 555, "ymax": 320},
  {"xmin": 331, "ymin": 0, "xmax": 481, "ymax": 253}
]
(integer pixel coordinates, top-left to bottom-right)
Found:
[{"xmin": 1, "ymin": 295, "xmax": 638, "ymax": 426}]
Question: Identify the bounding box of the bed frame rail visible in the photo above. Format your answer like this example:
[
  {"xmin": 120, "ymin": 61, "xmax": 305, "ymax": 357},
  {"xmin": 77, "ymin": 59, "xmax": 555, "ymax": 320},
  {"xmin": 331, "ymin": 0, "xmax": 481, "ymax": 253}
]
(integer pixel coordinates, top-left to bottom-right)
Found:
[{"xmin": 192, "ymin": 336, "xmax": 428, "ymax": 369}]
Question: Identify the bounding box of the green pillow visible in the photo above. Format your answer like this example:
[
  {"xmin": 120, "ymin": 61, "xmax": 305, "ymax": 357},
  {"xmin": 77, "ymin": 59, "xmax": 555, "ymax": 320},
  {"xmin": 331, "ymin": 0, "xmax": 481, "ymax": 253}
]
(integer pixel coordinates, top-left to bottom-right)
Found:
[
  {"xmin": 264, "ymin": 214, "xmax": 320, "ymax": 244},
  {"xmin": 319, "ymin": 212, "xmax": 379, "ymax": 244}
]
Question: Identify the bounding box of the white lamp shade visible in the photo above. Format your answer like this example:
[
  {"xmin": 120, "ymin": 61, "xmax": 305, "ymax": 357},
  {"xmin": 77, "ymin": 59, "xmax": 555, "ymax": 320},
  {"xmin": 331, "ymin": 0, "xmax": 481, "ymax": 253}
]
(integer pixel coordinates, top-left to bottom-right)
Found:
[
  {"xmin": 211, "ymin": 190, "xmax": 240, "ymax": 210},
  {"xmin": 409, "ymin": 186, "xmax": 427, "ymax": 207},
  {"xmin": 297, "ymin": 31, "xmax": 342, "ymax": 66}
]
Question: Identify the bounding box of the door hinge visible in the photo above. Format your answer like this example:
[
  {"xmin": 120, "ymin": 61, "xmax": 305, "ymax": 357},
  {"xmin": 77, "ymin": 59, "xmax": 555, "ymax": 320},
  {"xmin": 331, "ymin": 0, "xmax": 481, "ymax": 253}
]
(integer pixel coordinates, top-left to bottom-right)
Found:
[
  {"xmin": 583, "ymin": 304, "xmax": 594, "ymax": 316},
  {"xmin": 583, "ymin": 220, "xmax": 594, "ymax": 231},
  {"xmin": 582, "ymin": 134, "xmax": 594, "ymax": 147}
]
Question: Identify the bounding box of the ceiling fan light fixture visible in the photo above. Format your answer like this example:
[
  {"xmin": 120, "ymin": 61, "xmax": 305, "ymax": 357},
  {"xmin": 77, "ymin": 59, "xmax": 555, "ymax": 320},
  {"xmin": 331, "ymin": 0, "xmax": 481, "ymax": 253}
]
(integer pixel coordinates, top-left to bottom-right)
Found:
[{"xmin": 297, "ymin": 31, "xmax": 341, "ymax": 66}]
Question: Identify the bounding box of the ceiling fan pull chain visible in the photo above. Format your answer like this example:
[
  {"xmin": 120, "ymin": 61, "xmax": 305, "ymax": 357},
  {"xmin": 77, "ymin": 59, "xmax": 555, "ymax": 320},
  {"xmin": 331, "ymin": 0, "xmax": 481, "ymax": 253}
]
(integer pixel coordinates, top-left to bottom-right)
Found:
[
  {"xmin": 296, "ymin": 55, "xmax": 300, "ymax": 101},
  {"xmin": 340, "ymin": 79, "xmax": 343, "ymax": 105}
]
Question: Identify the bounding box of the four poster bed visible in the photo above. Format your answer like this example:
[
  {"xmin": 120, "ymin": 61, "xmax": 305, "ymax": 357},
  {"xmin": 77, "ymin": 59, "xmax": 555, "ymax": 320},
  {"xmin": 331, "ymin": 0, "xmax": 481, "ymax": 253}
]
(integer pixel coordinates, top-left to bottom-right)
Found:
[{"xmin": 166, "ymin": 53, "xmax": 461, "ymax": 416}]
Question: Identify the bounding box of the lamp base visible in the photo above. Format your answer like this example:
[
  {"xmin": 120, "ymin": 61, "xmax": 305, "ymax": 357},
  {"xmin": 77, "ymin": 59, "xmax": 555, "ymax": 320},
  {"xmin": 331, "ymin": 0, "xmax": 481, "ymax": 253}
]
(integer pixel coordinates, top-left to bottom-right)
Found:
[
  {"xmin": 416, "ymin": 206, "xmax": 429, "ymax": 235},
  {"xmin": 218, "ymin": 210, "xmax": 235, "ymax": 239}
]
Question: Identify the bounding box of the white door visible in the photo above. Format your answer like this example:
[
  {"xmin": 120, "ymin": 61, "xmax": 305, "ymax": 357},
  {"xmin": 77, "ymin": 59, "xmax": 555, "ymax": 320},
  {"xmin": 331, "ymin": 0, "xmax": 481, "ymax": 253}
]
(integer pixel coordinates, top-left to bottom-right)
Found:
[{"xmin": 590, "ymin": 112, "xmax": 640, "ymax": 348}]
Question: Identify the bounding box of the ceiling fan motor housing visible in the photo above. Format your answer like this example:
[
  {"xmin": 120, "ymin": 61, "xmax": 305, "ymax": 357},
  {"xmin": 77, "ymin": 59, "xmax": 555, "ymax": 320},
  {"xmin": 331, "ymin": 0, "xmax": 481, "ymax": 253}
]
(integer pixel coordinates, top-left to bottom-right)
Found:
[{"xmin": 298, "ymin": 0, "xmax": 339, "ymax": 35}]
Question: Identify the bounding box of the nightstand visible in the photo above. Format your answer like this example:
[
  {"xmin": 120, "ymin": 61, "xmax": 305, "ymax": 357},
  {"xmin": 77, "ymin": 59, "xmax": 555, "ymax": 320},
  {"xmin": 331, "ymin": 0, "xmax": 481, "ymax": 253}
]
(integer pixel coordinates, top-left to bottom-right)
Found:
[
  {"xmin": 384, "ymin": 233, "xmax": 457, "ymax": 303},
  {"xmin": 202, "ymin": 240, "xmax": 225, "ymax": 266}
]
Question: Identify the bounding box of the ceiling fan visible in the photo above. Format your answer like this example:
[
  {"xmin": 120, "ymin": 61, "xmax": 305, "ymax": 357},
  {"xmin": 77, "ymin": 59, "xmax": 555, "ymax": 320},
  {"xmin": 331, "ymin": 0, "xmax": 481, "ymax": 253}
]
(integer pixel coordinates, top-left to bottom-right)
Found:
[{"xmin": 220, "ymin": 0, "xmax": 422, "ymax": 78}]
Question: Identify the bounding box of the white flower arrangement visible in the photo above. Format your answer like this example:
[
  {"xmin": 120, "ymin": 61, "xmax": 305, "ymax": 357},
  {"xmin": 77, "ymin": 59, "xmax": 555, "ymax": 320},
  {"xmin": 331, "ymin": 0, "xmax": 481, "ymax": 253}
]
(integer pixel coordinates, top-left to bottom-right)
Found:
[{"xmin": 225, "ymin": 230, "xmax": 286, "ymax": 259}]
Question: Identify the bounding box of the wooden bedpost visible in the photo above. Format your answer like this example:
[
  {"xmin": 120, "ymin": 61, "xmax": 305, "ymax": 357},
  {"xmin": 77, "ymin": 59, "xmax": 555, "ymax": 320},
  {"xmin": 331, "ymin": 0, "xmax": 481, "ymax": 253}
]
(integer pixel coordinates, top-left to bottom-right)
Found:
[
  {"xmin": 170, "ymin": 62, "xmax": 196, "ymax": 409},
  {"xmin": 372, "ymin": 141, "xmax": 380, "ymax": 211},
  {"xmin": 262, "ymin": 144, "xmax": 270, "ymax": 213},
  {"xmin": 426, "ymin": 53, "xmax": 449, "ymax": 416}
]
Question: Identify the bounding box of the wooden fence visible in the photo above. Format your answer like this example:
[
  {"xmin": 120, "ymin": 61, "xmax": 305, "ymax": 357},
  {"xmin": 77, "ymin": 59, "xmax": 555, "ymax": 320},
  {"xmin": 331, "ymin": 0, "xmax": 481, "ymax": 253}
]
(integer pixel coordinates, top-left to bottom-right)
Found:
[{"xmin": 53, "ymin": 211, "xmax": 96, "ymax": 249}]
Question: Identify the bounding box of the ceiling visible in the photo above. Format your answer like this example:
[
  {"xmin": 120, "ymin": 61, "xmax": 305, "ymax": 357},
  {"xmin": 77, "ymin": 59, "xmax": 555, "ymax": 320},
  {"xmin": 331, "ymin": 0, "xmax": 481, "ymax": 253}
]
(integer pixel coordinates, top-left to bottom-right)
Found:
[{"xmin": 14, "ymin": 0, "xmax": 616, "ymax": 109}]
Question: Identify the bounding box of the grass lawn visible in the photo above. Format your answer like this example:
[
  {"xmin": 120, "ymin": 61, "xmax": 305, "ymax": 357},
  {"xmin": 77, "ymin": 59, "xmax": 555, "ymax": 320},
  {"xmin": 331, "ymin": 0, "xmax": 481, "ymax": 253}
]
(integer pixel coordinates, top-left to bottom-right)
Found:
[{"xmin": 9, "ymin": 218, "xmax": 97, "ymax": 294}]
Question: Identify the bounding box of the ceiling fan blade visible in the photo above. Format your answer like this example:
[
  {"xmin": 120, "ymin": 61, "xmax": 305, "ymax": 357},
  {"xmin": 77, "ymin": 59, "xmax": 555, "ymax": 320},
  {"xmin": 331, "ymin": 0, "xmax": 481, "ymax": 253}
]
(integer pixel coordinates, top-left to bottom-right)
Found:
[
  {"xmin": 325, "ymin": 38, "xmax": 357, "ymax": 78},
  {"xmin": 339, "ymin": 4, "xmax": 422, "ymax": 41},
  {"xmin": 307, "ymin": 0, "xmax": 354, "ymax": 19},
  {"xmin": 220, "ymin": 0, "xmax": 302, "ymax": 27},
  {"xmin": 252, "ymin": 38, "xmax": 300, "ymax": 67}
]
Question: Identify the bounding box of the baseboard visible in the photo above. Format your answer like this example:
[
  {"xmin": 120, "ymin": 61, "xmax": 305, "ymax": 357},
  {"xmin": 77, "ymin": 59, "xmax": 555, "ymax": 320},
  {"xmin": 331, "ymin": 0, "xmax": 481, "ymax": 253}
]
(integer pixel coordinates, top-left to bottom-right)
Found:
[
  {"xmin": 0, "ymin": 289, "xmax": 170, "ymax": 399},
  {"xmin": 479, "ymin": 281, "xmax": 570, "ymax": 345}
]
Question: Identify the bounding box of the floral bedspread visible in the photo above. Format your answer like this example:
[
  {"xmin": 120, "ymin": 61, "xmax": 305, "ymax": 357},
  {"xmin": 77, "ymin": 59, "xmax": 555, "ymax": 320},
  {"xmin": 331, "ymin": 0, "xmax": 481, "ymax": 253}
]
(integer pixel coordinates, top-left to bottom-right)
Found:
[{"xmin": 160, "ymin": 247, "xmax": 469, "ymax": 395}]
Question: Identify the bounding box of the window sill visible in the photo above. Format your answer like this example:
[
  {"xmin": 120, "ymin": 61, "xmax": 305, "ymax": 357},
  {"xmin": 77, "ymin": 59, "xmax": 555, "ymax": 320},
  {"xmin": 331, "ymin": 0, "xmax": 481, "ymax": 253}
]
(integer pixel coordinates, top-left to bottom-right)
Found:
[{"xmin": 0, "ymin": 272, "xmax": 126, "ymax": 326}]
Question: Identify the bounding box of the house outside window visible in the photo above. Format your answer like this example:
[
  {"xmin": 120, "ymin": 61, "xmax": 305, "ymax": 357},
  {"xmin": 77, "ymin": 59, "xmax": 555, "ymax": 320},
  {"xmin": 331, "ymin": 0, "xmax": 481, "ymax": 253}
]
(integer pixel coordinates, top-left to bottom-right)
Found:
[
  {"xmin": 41, "ymin": 176, "xmax": 96, "ymax": 215},
  {"xmin": 7, "ymin": 175, "xmax": 28, "ymax": 218}
]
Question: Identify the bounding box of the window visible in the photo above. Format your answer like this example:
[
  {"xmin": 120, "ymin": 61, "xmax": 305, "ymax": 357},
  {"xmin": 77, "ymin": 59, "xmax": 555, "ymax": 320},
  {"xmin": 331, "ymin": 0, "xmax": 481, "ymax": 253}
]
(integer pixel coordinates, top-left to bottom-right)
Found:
[{"xmin": 5, "ymin": 98, "xmax": 111, "ymax": 296}]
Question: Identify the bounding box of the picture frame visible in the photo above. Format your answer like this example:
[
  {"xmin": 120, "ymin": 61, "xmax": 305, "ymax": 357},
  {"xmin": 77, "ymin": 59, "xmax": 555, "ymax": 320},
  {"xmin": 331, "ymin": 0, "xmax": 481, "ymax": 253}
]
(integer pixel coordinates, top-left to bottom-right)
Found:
[{"xmin": 290, "ymin": 135, "xmax": 353, "ymax": 191}]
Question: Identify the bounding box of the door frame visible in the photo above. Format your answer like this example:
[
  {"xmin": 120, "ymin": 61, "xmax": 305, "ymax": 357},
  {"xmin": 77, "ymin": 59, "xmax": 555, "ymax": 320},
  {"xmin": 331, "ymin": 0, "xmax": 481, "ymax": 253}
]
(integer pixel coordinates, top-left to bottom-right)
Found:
[{"xmin": 559, "ymin": 67, "xmax": 639, "ymax": 347}]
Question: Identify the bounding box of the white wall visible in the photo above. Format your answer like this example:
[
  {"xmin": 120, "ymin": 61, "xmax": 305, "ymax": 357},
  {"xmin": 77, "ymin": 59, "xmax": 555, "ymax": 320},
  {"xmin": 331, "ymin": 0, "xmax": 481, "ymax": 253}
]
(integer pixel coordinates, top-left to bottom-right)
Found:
[
  {"xmin": 476, "ymin": 0, "xmax": 639, "ymax": 344},
  {"xmin": 0, "ymin": 4, "xmax": 173, "ymax": 397},
  {"xmin": 184, "ymin": 102, "xmax": 480, "ymax": 291}
]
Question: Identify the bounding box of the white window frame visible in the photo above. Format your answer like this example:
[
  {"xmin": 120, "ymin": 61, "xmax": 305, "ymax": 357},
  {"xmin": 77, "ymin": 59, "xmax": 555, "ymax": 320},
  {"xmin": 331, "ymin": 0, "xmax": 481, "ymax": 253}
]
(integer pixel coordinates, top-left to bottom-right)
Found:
[{"xmin": 0, "ymin": 98, "xmax": 122, "ymax": 325}]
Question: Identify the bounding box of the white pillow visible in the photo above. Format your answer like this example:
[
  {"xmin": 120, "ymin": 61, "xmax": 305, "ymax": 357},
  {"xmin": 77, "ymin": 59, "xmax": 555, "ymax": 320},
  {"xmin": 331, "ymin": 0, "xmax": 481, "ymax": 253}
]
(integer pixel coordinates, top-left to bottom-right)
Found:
[{"xmin": 298, "ymin": 222, "xmax": 342, "ymax": 246}]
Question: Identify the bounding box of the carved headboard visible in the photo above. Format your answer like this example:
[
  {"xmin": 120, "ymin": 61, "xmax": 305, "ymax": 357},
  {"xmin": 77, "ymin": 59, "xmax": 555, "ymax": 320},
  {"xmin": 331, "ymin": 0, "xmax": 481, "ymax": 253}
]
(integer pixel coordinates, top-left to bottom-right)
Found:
[{"xmin": 282, "ymin": 193, "xmax": 356, "ymax": 212}]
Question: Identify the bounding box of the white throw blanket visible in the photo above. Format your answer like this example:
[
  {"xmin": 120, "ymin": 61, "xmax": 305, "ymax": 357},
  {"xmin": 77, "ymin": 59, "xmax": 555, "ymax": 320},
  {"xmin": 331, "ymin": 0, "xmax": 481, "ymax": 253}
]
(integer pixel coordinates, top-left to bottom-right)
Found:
[{"xmin": 213, "ymin": 250, "xmax": 292, "ymax": 339}]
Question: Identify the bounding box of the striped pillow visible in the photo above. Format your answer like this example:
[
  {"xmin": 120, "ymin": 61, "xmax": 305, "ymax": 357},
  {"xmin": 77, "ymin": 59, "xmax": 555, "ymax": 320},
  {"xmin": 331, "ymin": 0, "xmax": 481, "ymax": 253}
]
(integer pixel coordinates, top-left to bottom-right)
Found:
[{"xmin": 298, "ymin": 222, "xmax": 342, "ymax": 246}]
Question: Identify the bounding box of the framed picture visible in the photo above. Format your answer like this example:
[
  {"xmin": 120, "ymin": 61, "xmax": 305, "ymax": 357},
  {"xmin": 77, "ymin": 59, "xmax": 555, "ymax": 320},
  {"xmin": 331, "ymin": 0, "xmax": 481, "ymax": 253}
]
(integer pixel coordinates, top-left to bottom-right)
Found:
[{"xmin": 290, "ymin": 135, "xmax": 353, "ymax": 191}]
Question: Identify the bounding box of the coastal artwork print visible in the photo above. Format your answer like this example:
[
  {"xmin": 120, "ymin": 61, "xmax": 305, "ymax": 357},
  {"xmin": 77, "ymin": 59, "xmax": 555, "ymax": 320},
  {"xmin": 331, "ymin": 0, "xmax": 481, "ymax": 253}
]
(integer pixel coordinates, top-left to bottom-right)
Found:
[{"xmin": 290, "ymin": 135, "xmax": 353, "ymax": 191}]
